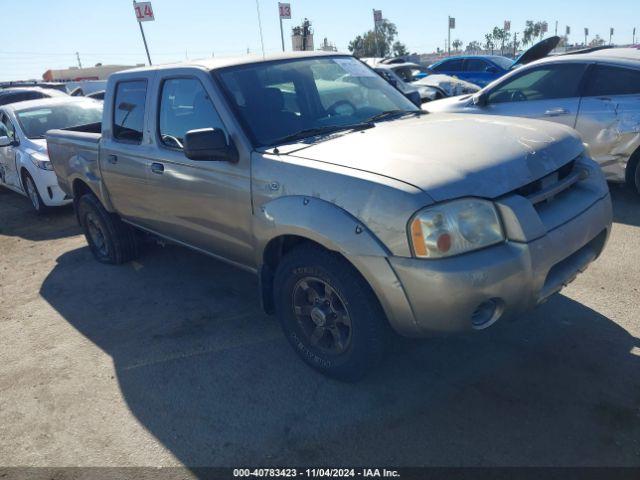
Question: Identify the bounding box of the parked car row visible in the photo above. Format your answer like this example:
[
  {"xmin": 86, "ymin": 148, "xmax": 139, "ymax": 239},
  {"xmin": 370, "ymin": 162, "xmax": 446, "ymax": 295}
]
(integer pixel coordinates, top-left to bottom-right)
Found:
[
  {"xmin": 427, "ymin": 46, "xmax": 640, "ymax": 194},
  {"xmin": 31, "ymin": 52, "xmax": 612, "ymax": 381},
  {"xmin": 0, "ymin": 97, "xmax": 102, "ymax": 211}
]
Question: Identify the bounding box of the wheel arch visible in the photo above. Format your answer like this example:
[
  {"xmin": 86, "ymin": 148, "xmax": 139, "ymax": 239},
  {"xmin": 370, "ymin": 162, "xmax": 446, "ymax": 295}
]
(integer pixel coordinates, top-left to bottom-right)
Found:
[
  {"xmin": 625, "ymin": 145, "xmax": 640, "ymax": 190},
  {"xmin": 253, "ymin": 196, "xmax": 418, "ymax": 337}
]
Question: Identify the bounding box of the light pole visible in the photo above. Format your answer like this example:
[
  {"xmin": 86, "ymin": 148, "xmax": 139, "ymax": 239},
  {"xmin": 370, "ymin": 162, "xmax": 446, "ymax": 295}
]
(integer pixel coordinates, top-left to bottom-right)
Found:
[{"xmin": 255, "ymin": 0, "xmax": 265, "ymax": 58}]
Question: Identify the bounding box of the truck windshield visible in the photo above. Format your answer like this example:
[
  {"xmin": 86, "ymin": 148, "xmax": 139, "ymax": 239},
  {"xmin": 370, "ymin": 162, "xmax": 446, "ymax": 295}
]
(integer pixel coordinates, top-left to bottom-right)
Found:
[
  {"xmin": 216, "ymin": 56, "xmax": 419, "ymax": 147},
  {"xmin": 15, "ymin": 100, "xmax": 102, "ymax": 139}
]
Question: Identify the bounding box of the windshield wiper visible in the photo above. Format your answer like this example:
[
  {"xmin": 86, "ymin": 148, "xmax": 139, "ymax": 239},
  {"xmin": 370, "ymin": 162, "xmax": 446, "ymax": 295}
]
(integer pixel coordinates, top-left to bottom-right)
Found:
[
  {"xmin": 366, "ymin": 110, "xmax": 426, "ymax": 123},
  {"xmin": 271, "ymin": 122, "xmax": 374, "ymax": 146}
]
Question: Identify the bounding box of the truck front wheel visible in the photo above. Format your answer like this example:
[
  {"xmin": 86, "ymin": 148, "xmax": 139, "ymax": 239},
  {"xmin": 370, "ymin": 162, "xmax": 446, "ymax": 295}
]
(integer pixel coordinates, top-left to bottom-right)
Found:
[
  {"xmin": 77, "ymin": 193, "xmax": 139, "ymax": 264},
  {"xmin": 273, "ymin": 245, "xmax": 389, "ymax": 381}
]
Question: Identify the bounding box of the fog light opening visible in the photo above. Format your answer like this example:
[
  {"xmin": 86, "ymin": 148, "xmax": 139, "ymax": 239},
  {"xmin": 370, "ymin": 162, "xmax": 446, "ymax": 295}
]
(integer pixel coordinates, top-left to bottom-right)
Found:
[{"xmin": 471, "ymin": 298, "xmax": 504, "ymax": 330}]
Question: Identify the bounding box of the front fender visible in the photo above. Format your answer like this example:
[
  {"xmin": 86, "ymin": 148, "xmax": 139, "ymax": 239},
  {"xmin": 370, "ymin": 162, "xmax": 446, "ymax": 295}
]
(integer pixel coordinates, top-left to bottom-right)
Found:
[
  {"xmin": 254, "ymin": 196, "xmax": 420, "ymax": 336},
  {"xmin": 254, "ymin": 195, "xmax": 390, "ymax": 263}
]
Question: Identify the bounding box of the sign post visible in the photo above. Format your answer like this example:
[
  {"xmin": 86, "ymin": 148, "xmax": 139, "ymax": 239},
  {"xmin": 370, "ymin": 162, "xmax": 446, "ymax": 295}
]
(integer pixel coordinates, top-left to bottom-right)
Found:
[
  {"xmin": 448, "ymin": 16, "xmax": 455, "ymax": 56},
  {"xmin": 278, "ymin": 3, "xmax": 291, "ymax": 52},
  {"xmin": 584, "ymin": 27, "xmax": 589, "ymax": 46},
  {"xmin": 133, "ymin": 1, "xmax": 154, "ymax": 65},
  {"xmin": 609, "ymin": 27, "xmax": 614, "ymax": 45},
  {"xmin": 373, "ymin": 10, "xmax": 383, "ymax": 59}
]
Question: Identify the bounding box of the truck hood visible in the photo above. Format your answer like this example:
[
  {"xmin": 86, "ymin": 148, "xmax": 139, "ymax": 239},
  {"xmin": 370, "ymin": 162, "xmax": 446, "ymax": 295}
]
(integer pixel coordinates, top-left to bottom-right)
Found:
[{"xmin": 286, "ymin": 113, "xmax": 584, "ymax": 202}]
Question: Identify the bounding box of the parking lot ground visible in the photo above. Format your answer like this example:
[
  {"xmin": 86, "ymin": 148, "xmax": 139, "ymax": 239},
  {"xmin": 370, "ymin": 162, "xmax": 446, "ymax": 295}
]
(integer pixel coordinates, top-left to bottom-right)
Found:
[{"xmin": 0, "ymin": 184, "xmax": 639, "ymax": 468}]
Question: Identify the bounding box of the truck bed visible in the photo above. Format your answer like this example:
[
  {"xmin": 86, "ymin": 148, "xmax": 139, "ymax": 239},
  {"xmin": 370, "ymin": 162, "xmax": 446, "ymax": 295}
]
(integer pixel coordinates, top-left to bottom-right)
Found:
[{"xmin": 46, "ymin": 123, "xmax": 102, "ymax": 198}]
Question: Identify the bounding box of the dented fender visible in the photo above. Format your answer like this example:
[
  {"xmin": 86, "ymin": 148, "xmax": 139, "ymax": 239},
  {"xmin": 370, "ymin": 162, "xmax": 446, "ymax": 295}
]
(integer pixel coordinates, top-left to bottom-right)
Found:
[
  {"xmin": 253, "ymin": 195, "xmax": 421, "ymax": 336},
  {"xmin": 253, "ymin": 195, "xmax": 390, "ymax": 263}
]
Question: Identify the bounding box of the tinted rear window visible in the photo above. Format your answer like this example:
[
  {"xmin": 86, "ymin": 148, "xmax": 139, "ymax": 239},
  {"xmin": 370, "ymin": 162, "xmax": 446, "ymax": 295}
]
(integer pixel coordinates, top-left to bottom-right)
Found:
[
  {"xmin": 465, "ymin": 58, "xmax": 490, "ymax": 72},
  {"xmin": 433, "ymin": 59, "xmax": 463, "ymax": 72},
  {"xmin": 584, "ymin": 65, "xmax": 640, "ymax": 97},
  {"xmin": 0, "ymin": 91, "xmax": 43, "ymax": 106},
  {"xmin": 113, "ymin": 80, "xmax": 147, "ymax": 143}
]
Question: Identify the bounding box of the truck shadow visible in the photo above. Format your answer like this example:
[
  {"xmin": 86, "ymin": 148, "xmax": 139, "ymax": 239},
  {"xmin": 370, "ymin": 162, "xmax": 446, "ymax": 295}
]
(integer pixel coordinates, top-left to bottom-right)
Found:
[
  {"xmin": 609, "ymin": 183, "xmax": 640, "ymax": 228},
  {"xmin": 0, "ymin": 188, "xmax": 78, "ymax": 241},
  {"xmin": 39, "ymin": 244, "xmax": 640, "ymax": 467}
]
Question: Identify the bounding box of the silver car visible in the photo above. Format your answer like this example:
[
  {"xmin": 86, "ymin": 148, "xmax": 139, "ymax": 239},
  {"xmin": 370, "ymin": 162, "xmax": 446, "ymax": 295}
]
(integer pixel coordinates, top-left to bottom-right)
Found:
[{"xmin": 427, "ymin": 47, "xmax": 640, "ymax": 193}]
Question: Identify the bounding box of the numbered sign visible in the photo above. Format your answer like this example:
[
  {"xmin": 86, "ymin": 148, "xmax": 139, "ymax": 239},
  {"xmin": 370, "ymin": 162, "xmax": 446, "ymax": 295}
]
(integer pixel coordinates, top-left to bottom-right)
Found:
[
  {"xmin": 278, "ymin": 3, "xmax": 291, "ymax": 19},
  {"xmin": 134, "ymin": 1, "xmax": 155, "ymax": 22}
]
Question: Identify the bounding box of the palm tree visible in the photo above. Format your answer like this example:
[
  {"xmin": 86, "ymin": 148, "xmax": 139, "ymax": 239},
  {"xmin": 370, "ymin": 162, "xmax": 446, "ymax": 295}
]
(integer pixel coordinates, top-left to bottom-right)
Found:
[{"xmin": 484, "ymin": 33, "xmax": 495, "ymax": 54}]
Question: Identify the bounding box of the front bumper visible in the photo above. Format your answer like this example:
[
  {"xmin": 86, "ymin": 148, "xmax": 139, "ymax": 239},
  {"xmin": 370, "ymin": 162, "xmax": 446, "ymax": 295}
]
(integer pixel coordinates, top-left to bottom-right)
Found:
[
  {"xmin": 31, "ymin": 168, "xmax": 72, "ymax": 207},
  {"xmin": 359, "ymin": 157, "xmax": 613, "ymax": 337}
]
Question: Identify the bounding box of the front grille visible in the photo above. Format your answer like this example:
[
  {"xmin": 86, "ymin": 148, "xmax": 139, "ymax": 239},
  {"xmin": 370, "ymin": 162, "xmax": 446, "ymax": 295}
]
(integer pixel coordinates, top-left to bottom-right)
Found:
[{"xmin": 515, "ymin": 157, "xmax": 585, "ymax": 207}]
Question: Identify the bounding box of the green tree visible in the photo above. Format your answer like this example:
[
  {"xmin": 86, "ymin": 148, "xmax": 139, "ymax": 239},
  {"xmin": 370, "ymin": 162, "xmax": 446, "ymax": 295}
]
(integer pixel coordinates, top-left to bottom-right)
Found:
[
  {"xmin": 484, "ymin": 33, "xmax": 495, "ymax": 54},
  {"xmin": 466, "ymin": 40, "xmax": 482, "ymax": 53},
  {"xmin": 348, "ymin": 19, "xmax": 401, "ymax": 58},
  {"xmin": 452, "ymin": 39, "xmax": 463, "ymax": 51},
  {"xmin": 392, "ymin": 41, "xmax": 409, "ymax": 57},
  {"xmin": 492, "ymin": 27, "xmax": 511, "ymax": 55},
  {"xmin": 589, "ymin": 35, "xmax": 606, "ymax": 47},
  {"xmin": 523, "ymin": 20, "xmax": 546, "ymax": 47}
]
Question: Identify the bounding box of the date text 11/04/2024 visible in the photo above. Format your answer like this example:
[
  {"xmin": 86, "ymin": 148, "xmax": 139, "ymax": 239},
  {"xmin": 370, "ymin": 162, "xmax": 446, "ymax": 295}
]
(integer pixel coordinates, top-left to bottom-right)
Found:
[{"xmin": 232, "ymin": 468, "xmax": 400, "ymax": 478}]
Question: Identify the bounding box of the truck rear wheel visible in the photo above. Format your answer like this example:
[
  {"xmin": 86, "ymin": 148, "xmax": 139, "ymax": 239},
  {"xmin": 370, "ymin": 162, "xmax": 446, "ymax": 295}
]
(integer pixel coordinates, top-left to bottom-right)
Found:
[
  {"xmin": 273, "ymin": 244, "xmax": 389, "ymax": 382},
  {"xmin": 77, "ymin": 193, "xmax": 139, "ymax": 264}
]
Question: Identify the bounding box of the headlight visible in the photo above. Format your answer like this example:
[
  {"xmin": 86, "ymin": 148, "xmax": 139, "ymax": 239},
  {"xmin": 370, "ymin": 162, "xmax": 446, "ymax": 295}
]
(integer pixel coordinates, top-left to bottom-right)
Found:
[
  {"xmin": 409, "ymin": 198, "xmax": 504, "ymax": 259},
  {"xmin": 30, "ymin": 152, "xmax": 53, "ymax": 171}
]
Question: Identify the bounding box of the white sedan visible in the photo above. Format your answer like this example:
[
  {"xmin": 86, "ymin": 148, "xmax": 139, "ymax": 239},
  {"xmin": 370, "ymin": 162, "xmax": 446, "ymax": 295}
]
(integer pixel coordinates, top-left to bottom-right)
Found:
[{"xmin": 0, "ymin": 97, "xmax": 102, "ymax": 212}]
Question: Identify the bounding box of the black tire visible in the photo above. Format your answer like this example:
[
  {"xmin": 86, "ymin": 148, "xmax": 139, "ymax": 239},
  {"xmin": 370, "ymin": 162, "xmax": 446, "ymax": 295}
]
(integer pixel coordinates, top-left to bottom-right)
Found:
[
  {"xmin": 77, "ymin": 193, "xmax": 139, "ymax": 264},
  {"xmin": 274, "ymin": 244, "xmax": 389, "ymax": 381},
  {"xmin": 626, "ymin": 153, "xmax": 640, "ymax": 195},
  {"xmin": 22, "ymin": 171, "xmax": 48, "ymax": 214}
]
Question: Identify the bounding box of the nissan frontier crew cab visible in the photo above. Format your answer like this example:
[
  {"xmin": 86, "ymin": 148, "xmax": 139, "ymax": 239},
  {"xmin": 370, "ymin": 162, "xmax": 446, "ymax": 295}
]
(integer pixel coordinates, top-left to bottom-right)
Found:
[{"xmin": 47, "ymin": 52, "xmax": 613, "ymax": 381}]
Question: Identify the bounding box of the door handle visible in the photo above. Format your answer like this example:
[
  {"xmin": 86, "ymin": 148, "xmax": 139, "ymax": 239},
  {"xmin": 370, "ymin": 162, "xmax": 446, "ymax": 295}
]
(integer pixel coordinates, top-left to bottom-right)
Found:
[
  {"xmin": 544, "ymin": 108, "xmax": 569, "ymax": 117},
  {"xmin": 151, "ymin": 162, "xmax": 164, "ymax": 174},
  {"xmin": 107, "ymin": 154, "xmax": 118, "ymax": 164}
]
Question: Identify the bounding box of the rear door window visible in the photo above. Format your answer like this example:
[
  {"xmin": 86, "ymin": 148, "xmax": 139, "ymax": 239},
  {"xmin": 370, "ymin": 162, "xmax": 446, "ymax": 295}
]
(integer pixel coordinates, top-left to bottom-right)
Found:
[
  {"xmin": 433, "ymin": 59, "xmax": 463, "ymax": 72},
  {"xmin": 113, "ymin": 80, "xmax": 147, "ymax": 143},
  {"xmin": 584, "ymin": 65, "xmax": 640, "ymax": 97},
  {"xmin": 465, "ymin": 58, "xmax": 490, "ymax": 72}
]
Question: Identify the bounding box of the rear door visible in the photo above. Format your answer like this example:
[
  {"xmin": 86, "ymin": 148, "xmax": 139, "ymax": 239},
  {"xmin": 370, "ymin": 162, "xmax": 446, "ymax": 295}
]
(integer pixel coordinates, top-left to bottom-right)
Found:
[
  {"xmin": 100, "ymin": 78, "xmax": 156, "ymax": 225},
  {"xmin": 0, "ymin": 113, "xmax": 20, "ymax": 189},
  {"xmin": 482, "ymin": 62, "xmax": 589, "ymax": 129},
  {"xmin": 575, "ymin": 63, "xmax": 640, "ymax": 181}
]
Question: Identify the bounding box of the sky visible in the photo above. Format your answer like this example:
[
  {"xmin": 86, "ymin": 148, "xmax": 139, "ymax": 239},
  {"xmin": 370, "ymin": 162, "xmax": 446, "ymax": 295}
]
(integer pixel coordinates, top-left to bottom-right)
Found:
[{"xmin": 1, "ymin": 0, "xmax": 638, "ymax": 81}]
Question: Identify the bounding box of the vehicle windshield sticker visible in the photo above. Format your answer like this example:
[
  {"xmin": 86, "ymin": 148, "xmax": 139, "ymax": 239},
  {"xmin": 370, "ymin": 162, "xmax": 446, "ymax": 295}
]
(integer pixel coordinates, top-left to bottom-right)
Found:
[{"xmin": 333, "ymin": 58, "xmax": 377, "ymax": 78}]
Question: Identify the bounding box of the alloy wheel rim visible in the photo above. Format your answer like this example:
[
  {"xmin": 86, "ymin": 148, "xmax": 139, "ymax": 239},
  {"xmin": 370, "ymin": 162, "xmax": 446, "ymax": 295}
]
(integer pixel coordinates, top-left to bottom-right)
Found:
[
  {"xmin": 292, "ymin": 276, "xmax": 352, "ymax": 355},
  {"xmin": 26, "ymin": 177, "xmax": 39, "ymax": 210},
  {"xmin": 85, "ymin": 213, "xmax": 108, "ymax": 257}
]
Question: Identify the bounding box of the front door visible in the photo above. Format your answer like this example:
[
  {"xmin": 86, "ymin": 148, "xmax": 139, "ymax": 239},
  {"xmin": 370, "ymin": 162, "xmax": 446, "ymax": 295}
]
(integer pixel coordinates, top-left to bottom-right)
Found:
[
  {"xmin": 481, "ymin": 63, "xmax": 589, "ymax": 129},
  {"xmin": 575, "ymin": 63, "xmax": 640, "ymax": 181},
  {"xmin": 143, "ymin": 74, "xmax": 254, "ymax": 267},
  {"xmin": 0, "ymin": 113, "xmax": 20, "ymax": 190}
]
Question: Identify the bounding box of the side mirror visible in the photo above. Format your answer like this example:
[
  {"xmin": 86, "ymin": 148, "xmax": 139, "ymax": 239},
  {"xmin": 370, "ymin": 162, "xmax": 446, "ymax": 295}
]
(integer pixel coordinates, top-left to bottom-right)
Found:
[
  {"xmin": 485, "ymin": 66, "xmax": 498, "ymax": 74},
  {"xmin": 472, "ymin": 92, "xmax": 488, "ymax": 107},
  {"xmin": 183, "ymin": 128, "xmax": 238, "ymax": 162},
  {"xmin": 406, "ymin": 91, "xmax": 422, "ymax": 107},
  {"xmin": 0, "ymin": 136, "xmax": 13, "ymax": 147}
]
